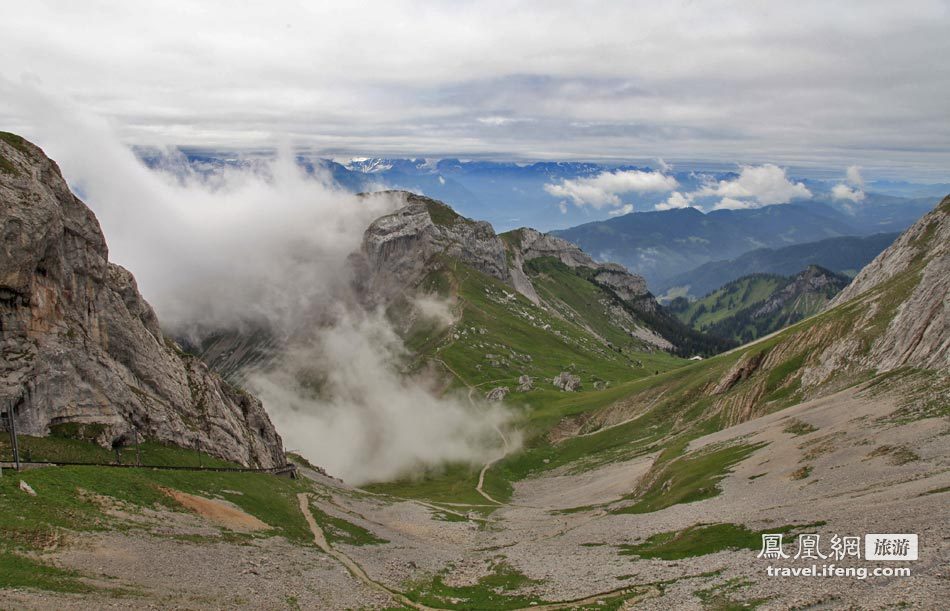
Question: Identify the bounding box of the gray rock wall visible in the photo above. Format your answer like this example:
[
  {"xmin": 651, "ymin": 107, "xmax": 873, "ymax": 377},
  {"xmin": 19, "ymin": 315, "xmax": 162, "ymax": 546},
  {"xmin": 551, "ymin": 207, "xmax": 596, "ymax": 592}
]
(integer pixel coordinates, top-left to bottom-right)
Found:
[{"xmin": 0, "ymin": 134, "xmax": 284, "ymax": 468}]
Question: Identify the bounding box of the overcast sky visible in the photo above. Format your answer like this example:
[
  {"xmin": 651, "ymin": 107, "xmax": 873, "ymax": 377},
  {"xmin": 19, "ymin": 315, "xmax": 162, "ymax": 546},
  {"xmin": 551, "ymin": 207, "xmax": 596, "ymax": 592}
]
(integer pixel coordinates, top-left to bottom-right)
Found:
[{"xmin": 2, "ymin": 0, "xmax": 949, "ymax": 178}]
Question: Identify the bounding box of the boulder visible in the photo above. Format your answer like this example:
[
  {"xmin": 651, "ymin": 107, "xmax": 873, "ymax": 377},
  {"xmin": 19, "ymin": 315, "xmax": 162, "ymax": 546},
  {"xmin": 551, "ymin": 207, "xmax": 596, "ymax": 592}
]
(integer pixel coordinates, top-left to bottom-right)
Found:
[
  {"xmin": 552, "ymin": 372, "xmax": 582, "ymax": 392},
  {"xmin": 485, "ymin": 387, "xmax": 509, "ymax": 401}
]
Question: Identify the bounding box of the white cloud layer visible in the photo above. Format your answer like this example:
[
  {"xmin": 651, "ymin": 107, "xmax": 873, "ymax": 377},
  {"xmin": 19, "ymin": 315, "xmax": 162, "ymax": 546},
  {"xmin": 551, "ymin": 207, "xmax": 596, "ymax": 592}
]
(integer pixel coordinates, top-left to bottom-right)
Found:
[
  {"xmin": 846, "ymin": 165, "xmax": 865, "ymax": 188},
  {"xmin": 544, "ymin": 169, "xmax": 677, "ymax": 209},
  {"xmin": 697, "ymin": 164, "xmax": 812, "ymax": 209},
  {"xmin": 712, "ymin": 197, "xmax": 758, "ymax": 210},
  {"xmin": 8, "ymin": 85, "xmax": 516, "ymax": 484},
  {"xmin": 832, "ymin": 165, "xmax": 866, "ymax": 202},
  {"xmin": 831, "ymin": 183, "xmax": 865, "ymax": 202},
  {"xmin": 656, "ymin": 191, "xmax": 693, "ymax": 211},
  {"xmin": 2, "ymin": 1, "xmax": 948, "ymax": 175},
  {"xmin": 249, "ymin": 311, "xmax": 517, "ymax": 484}
]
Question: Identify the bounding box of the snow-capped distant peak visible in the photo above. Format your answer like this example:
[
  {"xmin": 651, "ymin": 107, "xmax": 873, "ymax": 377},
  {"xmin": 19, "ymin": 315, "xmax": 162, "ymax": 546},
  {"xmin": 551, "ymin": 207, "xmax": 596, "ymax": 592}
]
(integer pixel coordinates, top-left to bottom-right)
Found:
[{"xmin": 344, "ymin": 157, "xmax": 394, "ymax": 173}]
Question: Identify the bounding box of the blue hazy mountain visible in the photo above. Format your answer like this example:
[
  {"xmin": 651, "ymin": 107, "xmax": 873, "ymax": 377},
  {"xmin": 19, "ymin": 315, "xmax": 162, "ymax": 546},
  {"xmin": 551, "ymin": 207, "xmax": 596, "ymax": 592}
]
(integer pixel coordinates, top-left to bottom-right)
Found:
[
  {"xmin": 813, "ymin": 192, "xmax": 938, "ymax": 233},
  {"xmin": 657, "ymin": 232, "xmax": 900, "ymax": 299},
  {"xmin": 134, "ymin": 150, "xmax": 940, "ymax": 291},
  {"xmin": 551, "ymin": 202, "xmax": 861, "ymax": 289},
  {"xmin": 335, "ymin": 157, "xmax": 685, "ymax": 231},
  {"xmin": 552, "ymin": 194, "xmax": 940, "ymax": 290}
]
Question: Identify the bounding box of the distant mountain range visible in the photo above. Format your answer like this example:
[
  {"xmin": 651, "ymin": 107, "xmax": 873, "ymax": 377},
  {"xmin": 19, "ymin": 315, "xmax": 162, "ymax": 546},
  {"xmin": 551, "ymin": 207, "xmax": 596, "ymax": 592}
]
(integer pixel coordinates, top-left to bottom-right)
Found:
[
  {"xmin": 658, "ymin": 232, "xmax": 900, "ymax": 299},
  {"xmin": 145, "ymin": 151, "xmax": 939, "ymax": 227},
  {"xmin": 315, "ymin": 157, "xmax": 730, "ymax": 232},
  {"xmin": 137, "ymin": 151, "xmax": 943, "ymax": 294},
  {"xmin": 553, "ymin": 195, "xmax": 938, "ymax": 291}
]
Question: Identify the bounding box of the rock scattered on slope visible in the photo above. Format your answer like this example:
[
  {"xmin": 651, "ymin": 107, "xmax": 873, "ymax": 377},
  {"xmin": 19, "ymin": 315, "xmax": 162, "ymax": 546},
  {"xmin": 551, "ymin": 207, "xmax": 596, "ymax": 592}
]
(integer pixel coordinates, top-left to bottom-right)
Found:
[
  {"xmin": 552, "ymin": 372, "xmax": 582, "ymax": 392},
  {"xmin": 485, "ymin": 387, "xmax": 509, "ymax": 401}
]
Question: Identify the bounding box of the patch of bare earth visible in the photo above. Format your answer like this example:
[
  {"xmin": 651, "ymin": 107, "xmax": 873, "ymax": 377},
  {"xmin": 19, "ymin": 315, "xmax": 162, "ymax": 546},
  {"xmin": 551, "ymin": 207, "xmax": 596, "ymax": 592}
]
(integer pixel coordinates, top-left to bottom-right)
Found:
[{"xmin": 159, "ymin": 487, "xmax": 270, "ymax": 533}]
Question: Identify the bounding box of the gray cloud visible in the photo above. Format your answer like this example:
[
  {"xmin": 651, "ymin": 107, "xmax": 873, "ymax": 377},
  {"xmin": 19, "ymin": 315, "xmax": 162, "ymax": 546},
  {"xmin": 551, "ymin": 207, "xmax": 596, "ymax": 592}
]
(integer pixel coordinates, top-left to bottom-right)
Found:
[{"xmin": 1, "ymin": 1, "xmax": 949, "ymax": 178}]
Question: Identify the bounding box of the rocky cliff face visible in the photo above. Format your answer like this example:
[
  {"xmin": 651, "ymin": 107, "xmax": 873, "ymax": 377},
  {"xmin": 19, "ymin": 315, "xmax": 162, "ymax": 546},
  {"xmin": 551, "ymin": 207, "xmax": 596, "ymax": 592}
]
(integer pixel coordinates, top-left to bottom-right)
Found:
[
  {"xmin": 354, "ymin": 192, "xmax": 668, "ymax": 327},
  {"xmin": 716, "ymin": 195, "xmax": 948, "ymax": 400},
  {"xmin": 353, "ymin": 192, "xmax": 510, "ymax": 304},
  {"xmin": 824, "ymin": 196, "xmax": 949, "ymax": 372},
  {"xmin": 354, "ymin": 195, "xmax": 657, "ymax": 311},
  {"xmin": 514, "ymin": 228, "xmax": 600, "ymax": 269},
  {"xmin": 506, "ymin": 228, "xmax": 648, "ymax": 294},
  {"xmin": 0, "ymin": 133, "xmax": 284, "ymax": 468}
]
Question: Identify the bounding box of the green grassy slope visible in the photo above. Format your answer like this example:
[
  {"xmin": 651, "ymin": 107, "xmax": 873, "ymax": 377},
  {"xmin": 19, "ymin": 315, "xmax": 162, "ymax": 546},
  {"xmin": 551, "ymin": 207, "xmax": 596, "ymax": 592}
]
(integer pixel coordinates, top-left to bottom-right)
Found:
[
  {"xmin": 0, "ymin": 438, "xmax": 400, "ymax": 596},
  {"xmin": 407, "ymin": 256, "xmax": 687, "ymax": 390},
  {"xmin": 368, "ymin": 257, "xmax": 687, "ymax": 502},
  {"xmin": 0, "ymin": 441, "xmax": 309, "ymax": 593},
  {"xmin": 377, "ymin": 198, "xmax": 947, "ymax": 508},
  {"xmin": 669, "ymin": 267, "xmax": 850, "ymax": 343},
  {"xmin": 671, "ymin": 274, "xmax": 785, "ymax": 330},
  {"xmin": 495, "ymin": 203, "xmax": 948, "ymax": 508}
]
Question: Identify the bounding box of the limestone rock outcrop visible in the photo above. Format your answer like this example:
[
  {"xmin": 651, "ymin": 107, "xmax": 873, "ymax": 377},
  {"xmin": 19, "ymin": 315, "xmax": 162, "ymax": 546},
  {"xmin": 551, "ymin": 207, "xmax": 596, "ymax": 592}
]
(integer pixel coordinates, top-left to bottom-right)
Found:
[
  {"xmin": 552, "ymin": 372, "xmax": 582, "ymax": 392},
  {"xmin": 354, "ymin": 192, "xmax": 509, "ymax": 304},
  {"xmin": 352, "ymin": 192, "xmax": 677, "ymax": 354},
  {"xmin": 485, "ymin": 387, "xmax": 509, "ymax": 401},
  {"xmin": 0, "ymin": 133, "xmax": 284, "ymax": 468},
  {"xmin": 505, "ymin": 228, "xmax": 652, "ymax": 304},
  {"xmin": 827, "ymin": 196, "xmax": 949, "ymax": 372}
]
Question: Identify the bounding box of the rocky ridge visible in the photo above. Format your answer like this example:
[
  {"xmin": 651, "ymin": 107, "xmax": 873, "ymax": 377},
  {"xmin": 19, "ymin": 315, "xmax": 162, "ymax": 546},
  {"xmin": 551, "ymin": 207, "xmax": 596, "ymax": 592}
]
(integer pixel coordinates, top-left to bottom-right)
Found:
[
  {"xmin": 822, "ymin": 195, "xmax": 949, "ymax": 372},
  {"xmin": 732, "ymin": 197, "xmax": 949, "ymax": 401},
  {"xmin": 670, "ymin": 265, "xmax": 850, "ymax": 344},
  {"xmin": 580, "ymin": 195, "xmax": 949, "ymax": 437},
  {"xmin": 354, "ymin": 193, "xmax": 654, "ymax": 306},
  {"xmin": 352, "ymin": 192, "xmax": 671, "ymax": 347},
  {"xmin": 353, "ymin": 192, "xmax": 509, "ymax": 305},
  {"xmin": 750, "ymin": 265, "xmax": 848, "ymax": 318},
  {"xmin": 0, "ymin": 133, "xmax": 284, "ymax": 468}
]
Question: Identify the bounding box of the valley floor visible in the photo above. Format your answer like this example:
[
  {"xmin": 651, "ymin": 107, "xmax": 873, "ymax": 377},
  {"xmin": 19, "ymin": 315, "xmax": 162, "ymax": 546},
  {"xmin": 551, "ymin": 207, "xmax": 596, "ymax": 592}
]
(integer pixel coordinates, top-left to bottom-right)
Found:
[{"xmin": 2, "ymin": 385, "xmax": 947, "ymax": 610}]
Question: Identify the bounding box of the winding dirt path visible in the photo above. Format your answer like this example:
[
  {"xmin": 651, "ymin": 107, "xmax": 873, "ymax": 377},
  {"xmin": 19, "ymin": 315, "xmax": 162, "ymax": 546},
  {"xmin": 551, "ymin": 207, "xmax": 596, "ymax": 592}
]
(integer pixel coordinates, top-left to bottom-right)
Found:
[
  {"xmin": 298, "ymin": 492, "xmax": 665, "ymax": 610},
  {"xmin": 471, "ymin": 384, "xmax": 513, "ymax": 505},
  {"xmin": 433, "ymin": 357, "xmax": 513, "ymax": 505},
  {"xmin": 297, "ymin": 493, "xmax": 437, "ymax": 611}
]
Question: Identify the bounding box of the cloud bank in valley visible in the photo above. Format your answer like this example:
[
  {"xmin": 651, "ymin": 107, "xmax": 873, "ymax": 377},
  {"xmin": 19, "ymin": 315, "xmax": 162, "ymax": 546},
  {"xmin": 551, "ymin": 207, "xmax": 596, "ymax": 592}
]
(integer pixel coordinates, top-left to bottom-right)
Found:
[
  {"xmin": 250, "ymin": 311, "xmax": 516, "ymax": 483},
  {"xmin": 832, "ymin": 165, "xmax": 866, "ymax": 203},
  {"xmin": 5, "ymin": 85, "xmax": 515, "ymax": 484},
  {"xmin": 654, "ymin": 164, "xmax": 813, "ymax": 212},
  {"xmin": 544, "ymin": 169, "xmax": 677, "ymax": 214}
]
